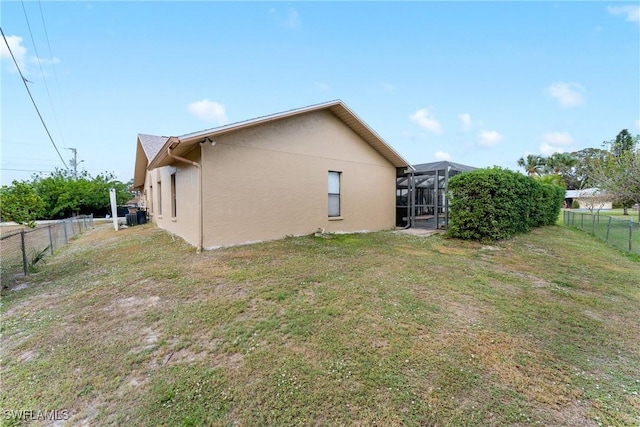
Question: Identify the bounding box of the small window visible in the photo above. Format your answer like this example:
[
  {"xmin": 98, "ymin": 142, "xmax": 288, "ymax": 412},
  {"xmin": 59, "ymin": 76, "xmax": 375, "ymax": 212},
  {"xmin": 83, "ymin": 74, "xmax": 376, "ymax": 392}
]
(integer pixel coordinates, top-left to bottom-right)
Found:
[
  {"xmin": 328, "ymin": 171, "xmax": 341, "ymax": 217},
  {"xmin": 157, "ymin": 180, "xmax": 162, "ymax": 216},
  {"xmin": 149, "ymin": 185, "xmax": 153, "ymax": 213},
  {"xmin": 170, "ymin": 173, "xmax": 177, "ymax": 218}
]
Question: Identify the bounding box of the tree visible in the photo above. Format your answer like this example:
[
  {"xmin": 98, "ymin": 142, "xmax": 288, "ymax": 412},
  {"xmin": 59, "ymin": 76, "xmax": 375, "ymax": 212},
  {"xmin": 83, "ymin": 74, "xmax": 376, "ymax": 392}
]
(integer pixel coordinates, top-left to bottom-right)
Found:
[
  {"xmin": 0, "ymin": 180, "xmax": 44, "ymax": 228},
  {"xmin": 562, "ymin": 148, "xmax": 609, "ymax": 190},
  {"xmin": 578, "ymin": 189, "xmax": 614, "ymax": 213},
  {"xmin": 611, "ymin": 128, "xmax": 635, "ymax": 158},
  {"xmin": 517, "ymin": 154, "xmax": 546, "ymax": 176},
  {"xmin": 544, "ymin": 152, "xmax": 576, "ymax": 175},
  {"xmin": 536, "ymin": 173, "xmax": 566, "ymax": 189},
  {"xmin": 31, "ymin": 169, "xmax": 132, "ymax": 219},
  {"xmin": 590, "ymin": 130, "xmax": 640, "ymax": 217}
]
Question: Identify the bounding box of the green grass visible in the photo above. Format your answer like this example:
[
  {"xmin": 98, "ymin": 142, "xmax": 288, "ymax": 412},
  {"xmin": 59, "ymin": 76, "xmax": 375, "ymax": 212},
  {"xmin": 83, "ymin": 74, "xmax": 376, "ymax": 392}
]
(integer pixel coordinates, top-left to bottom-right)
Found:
[
  {"xmin": 603, "ymin": 208, "xmax": 640, "ymax": 220},
  {"xmin": 1, "ymin": 223, "xmax": 639, "ymax": 426},
  {"xmin": 563, "ymin": 210, "xmax": 640, "ymax": 256}
]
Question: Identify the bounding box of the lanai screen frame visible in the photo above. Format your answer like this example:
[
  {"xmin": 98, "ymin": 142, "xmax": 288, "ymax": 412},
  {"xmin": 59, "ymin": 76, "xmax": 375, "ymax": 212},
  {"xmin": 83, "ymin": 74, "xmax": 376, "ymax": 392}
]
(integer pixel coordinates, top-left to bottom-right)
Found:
[{"xmin": 396, "ymin": 161, "xmax": 476, "ymax": 229}]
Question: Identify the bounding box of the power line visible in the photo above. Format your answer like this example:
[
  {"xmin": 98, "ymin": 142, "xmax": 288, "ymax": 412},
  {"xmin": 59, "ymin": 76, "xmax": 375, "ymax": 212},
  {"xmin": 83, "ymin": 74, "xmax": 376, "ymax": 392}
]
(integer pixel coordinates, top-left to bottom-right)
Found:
[
  {"xmin": 37, "ymin": 0, "xmax": 69, "ymax": 148},
  {"xmin": 21, "ymin": 1, "xmax": 68, "ymax": 150},
  {"xmin": 0, "ymin": 25, "xmax": 68, "ymax": 169}
]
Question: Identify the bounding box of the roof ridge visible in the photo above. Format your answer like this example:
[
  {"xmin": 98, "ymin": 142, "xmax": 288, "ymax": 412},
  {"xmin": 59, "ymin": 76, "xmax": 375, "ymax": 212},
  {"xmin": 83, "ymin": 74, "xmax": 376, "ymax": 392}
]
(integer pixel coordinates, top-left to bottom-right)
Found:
[{"xmin": 178, "ymin": 100, "xmax": 343, "ymax": 140}]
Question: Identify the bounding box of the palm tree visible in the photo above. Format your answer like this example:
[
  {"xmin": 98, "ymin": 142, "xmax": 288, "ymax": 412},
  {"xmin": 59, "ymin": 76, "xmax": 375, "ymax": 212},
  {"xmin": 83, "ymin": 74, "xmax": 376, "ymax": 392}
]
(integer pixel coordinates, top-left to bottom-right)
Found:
[
  {"xmin": 517, "ymin": 154, "xmax": 545, "ymax": 176},
  {"xmin": 544, "ymin": 152, "xmax": 577, "ymax": 175}
]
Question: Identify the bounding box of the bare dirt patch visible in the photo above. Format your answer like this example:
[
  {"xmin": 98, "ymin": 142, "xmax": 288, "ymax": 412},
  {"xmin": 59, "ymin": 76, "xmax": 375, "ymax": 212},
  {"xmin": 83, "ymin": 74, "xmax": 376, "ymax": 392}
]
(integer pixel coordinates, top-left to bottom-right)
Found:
[{"xmin": 104, "ymin": 295, "xmax": 161, "ymax": 318}]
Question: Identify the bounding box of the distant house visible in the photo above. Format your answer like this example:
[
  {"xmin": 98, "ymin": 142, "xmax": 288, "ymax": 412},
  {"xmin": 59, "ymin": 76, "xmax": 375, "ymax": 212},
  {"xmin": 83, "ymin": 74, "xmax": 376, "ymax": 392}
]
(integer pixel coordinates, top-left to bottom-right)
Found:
[
  {"xmin": 133, "ymin": 100, "xmax": 411, "ymax": 250},
  {"xmin": 565, "ymin": 188, "xmax": 612, "ymax": 210}
]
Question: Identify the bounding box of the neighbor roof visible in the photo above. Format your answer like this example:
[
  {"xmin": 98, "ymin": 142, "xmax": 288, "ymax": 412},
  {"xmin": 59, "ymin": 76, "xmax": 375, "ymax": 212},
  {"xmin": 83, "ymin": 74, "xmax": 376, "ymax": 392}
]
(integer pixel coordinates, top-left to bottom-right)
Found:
[
  {"xmin": 145, "ymin": 100, "xmax": 411, "ymax": 170},
  {"xmin": 565, "ymin": 188, "xmax": 603, "ymax": 198}
]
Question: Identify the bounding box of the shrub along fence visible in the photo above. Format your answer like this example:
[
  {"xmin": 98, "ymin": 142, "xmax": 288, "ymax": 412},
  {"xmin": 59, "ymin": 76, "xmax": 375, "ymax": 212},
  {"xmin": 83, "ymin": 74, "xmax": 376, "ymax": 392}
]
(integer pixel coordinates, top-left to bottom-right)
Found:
[
  {"xmin": 446, "ymin": 167, "xmax": 565, "ymax": 241},
  {"xmin": 563, "ymin": 210, "xmax": 639, "ymax": 255},
  {"xmin": 1, "ymin": 215, "xmax": 94, "ymax": 288}
]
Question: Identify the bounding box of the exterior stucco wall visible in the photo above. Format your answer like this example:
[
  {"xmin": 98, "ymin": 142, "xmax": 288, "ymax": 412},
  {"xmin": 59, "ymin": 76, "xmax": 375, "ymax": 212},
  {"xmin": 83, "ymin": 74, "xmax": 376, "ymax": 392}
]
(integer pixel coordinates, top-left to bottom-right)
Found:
[
  {"xmin": 144, "ymin": 149, "xmax": 201, "ymax": 247},
  {"xmin": 200, "ymin": 110, "xmax": 397, "ymax": 249},
  {"xmin": 574, "ymin": 198, "xmax": 613, "ymax": 210}
]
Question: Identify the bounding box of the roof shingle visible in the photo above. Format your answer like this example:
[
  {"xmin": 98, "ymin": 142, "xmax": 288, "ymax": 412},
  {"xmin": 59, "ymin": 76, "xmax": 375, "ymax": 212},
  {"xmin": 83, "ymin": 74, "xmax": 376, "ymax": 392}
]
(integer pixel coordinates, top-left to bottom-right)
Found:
[{"xmin": 138, "ymin": 133, "xmax": 169, "ymax": 162}]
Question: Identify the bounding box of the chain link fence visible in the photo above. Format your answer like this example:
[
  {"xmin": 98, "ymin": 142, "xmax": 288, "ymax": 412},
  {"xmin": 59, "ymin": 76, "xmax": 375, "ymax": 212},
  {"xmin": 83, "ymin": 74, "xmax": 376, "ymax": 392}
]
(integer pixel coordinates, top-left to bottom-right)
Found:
[
  {"xmin": 563, "ymin": 210, "xmax": 639, "ymax": 255},
  {"xmin": 1, "ymin": 215, "xmax": 94, "ymax": 288}
]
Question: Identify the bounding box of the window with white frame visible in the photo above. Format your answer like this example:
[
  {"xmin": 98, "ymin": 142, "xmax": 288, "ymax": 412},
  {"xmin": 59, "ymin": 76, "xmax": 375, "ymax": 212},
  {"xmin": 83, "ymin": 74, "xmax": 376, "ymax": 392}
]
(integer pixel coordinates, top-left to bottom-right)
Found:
[{"xmin": 328, "ymin": 171, "xmax": 341, "ymax": 217}]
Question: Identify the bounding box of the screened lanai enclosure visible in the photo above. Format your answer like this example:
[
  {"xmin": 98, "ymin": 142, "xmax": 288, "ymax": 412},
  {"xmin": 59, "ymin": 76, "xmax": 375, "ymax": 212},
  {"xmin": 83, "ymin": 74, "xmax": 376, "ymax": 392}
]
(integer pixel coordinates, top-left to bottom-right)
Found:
[{"xmin": 396, "ymin": 161, "xmax": 476, "ymax": 229}]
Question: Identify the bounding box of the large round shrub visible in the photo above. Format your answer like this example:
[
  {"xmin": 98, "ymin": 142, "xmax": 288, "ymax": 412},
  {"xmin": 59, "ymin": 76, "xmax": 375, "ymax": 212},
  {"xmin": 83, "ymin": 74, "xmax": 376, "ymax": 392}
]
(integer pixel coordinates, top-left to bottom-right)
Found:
[{"xmin": 447, "ymin": 167, "xmax": 563, "ymax": 240}]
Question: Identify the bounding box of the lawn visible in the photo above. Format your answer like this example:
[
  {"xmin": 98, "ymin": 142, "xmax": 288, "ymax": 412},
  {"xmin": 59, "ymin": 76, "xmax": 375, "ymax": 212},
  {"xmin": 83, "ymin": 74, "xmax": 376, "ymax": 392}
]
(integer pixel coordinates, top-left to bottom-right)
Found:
[
  {"xmin": 1, "ymin": 223, "xmax": 639, "ymax": 426},
  {"xmin": 563, "ymin": 210, "xmax": 640, "ymax": 256}
]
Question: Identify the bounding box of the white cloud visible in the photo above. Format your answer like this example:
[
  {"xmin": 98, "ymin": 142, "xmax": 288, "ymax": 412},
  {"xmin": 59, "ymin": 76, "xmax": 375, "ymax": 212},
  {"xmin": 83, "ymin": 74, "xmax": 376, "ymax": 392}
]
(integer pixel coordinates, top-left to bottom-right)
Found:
[
  {"xmin": 607, "ymin": 5, "xmax": 640, "ymax": 23},
  {"xmin": 478, "ymin": 130, "xmax": 503, "ymax": 147},
  {"xmin": 269, "ymin": 8, "xmax": 301, "ymax": 29},
  {"xmin": 539, "ymin": 132, "xmax": 573, "ymax": 155},
  {"xmin": 409, "ymin": 108, "xmax": 443, "ymax": 134},
  {"xmin": 188, "ymin": 99, "xmax": 228, "ymax": 124},
  {"xmin": 1, "ymin": 34, "xmax": 61, "ymax": 74},
  {"xmin": 30, "ymin": 56, "xmax": 60, "ymax": 65},
  {"xmin": 540, "ymin": 143, "xmax": 559, "ymax": 156},
  {"xmin": 542, "ymin": 132, "xmax": 573, "ymax": 146},
  {"xmin": 458, "ymin": 113, "xmax": 472, "ymax": 130},
  {"xmin": 0, "ymin": 35, "xmax": 27, "ymax": 70},
  {"xmin": 546, "ymin": 82, "xmax": 585, "ymax": 108},
  {"xmin": 635, "ymin": 119, "xmax": 640, "ymax": 131},
  {"xmin": 434, "ymin": 150, "xmax": 451, "ymax": 161}
]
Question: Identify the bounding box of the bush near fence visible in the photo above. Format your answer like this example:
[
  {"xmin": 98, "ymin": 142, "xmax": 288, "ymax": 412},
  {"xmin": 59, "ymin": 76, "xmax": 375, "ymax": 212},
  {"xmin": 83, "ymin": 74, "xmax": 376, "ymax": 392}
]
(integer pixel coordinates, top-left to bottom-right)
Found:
[
  {"xmin": 563, "ymin": 210, "xmax": 639, "ymax": 255},
  {"xmin": 0, "ymin": 215, "xmax": 94, "ymax": 289}
]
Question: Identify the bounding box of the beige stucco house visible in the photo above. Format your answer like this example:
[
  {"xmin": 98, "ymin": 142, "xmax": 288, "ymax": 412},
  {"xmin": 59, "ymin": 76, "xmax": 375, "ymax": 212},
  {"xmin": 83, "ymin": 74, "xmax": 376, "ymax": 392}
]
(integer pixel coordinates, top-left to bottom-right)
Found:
[
  {"xmin": 565, "ymin": 188, "xmax": 613, "ymax": 210},
  {"xmin": 133, "ymin": 100, "xmax": 411, "ymax": 251}
]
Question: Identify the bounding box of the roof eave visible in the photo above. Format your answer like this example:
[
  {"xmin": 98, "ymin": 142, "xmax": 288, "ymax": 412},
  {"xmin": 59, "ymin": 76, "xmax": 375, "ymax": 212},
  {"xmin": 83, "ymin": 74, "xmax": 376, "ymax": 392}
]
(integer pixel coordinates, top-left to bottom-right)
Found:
[
  {"xmin": 133, "ymin": 138, "xmax": 148, "ymax": 189},
  {"xmin": 326, "ymin": 102, "xmax": 410, "ymax": 168},
  {"xmin": 143, "ymin": 100, "xmax": 411, "ymax": 170},
  {"xmin": 178, "ymin": 100, "xmax": 345, "ymax": 144}
]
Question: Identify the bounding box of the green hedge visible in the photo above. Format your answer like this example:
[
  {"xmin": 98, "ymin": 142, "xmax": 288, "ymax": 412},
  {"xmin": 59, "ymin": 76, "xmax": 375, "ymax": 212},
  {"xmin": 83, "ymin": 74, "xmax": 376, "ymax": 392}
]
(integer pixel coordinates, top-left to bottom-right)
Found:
[{"xmin": 446, "ymin": 167, "xmax": 564, "ymax": 241}]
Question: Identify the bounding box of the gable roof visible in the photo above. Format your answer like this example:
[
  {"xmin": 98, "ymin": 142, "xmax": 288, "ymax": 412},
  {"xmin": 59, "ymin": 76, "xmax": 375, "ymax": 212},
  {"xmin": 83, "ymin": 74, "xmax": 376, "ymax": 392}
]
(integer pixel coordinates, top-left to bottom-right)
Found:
[
  {"xmin": 145, "ymin": 100, "xmax": 411, "ymax": 171},
  {"xmin": 139, "ymin": 133, "xmax": 169, "ymax": 161},
  {"xmin": 133, "ymin": 134, "xmax": 169, "ymax": 189}
]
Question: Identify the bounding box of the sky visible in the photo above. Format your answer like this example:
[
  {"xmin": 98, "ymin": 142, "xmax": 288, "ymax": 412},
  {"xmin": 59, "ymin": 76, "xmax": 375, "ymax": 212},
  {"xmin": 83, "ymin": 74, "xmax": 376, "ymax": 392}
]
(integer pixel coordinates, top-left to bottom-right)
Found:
[{"xmin": 1, "ymin": 1, "xmax": 639, "ymax": 186}]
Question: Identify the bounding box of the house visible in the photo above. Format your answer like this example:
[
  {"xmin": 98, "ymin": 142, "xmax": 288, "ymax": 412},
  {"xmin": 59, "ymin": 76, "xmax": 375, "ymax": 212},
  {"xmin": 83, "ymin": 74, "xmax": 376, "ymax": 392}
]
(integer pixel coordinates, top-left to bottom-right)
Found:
[
  {"xmin": 565, "ymin": 188, "xmax": 613, "ymax": 210},
  {"xmin": 133, "ymin": 100, "xmax": 411, "ymax": 251}
]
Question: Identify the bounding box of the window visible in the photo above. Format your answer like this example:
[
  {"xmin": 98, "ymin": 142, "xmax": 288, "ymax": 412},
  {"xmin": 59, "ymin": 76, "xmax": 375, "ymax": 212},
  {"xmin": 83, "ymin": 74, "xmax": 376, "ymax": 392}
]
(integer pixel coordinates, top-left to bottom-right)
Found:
[
  {"xmin": 170, "ymin": 173, "xmax": 177, "ymax": 218},
  {"xmin": 328, "ymin": 171, "xmax": 341, "ymax": 217},
  {"xmin": 149, "ymin": 185, "xmax": 153, "ymax": 213},
  {"xmin": 157, "ymin": 180, "xmax": 162, "ymax": 216}
]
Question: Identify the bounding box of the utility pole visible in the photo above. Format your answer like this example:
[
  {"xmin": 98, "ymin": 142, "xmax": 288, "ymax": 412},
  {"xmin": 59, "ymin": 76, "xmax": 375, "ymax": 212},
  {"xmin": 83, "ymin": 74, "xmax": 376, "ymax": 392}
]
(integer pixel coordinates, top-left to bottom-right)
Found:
[{"xmin": 67, "ymin": 148, "xmax": 83, "ymax": 179}]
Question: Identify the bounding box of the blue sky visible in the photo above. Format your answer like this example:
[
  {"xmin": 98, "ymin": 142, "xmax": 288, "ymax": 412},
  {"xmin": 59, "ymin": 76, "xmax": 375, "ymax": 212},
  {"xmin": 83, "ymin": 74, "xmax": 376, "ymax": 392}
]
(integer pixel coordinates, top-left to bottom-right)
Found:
[{"xmin": 2, "ymin": 1, "xmax": 639, "ymax": 186}]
